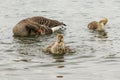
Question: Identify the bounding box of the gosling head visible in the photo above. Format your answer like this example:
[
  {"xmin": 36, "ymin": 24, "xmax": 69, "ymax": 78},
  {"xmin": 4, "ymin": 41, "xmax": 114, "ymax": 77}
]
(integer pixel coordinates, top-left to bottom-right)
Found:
[
  {"xmin": 99, "ymin": 18, "xmax": 108, "ymax": 25},
  {"xmin": 57, "ymin": 34, "xmax": 64, "ymax": 43}
]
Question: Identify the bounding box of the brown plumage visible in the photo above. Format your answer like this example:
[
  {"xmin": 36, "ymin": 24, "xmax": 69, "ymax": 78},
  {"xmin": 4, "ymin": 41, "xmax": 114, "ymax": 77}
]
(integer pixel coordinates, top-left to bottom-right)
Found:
[
  {"xmin": 43, "ymin": 34, "xmax": 72, "ymax": 55},
  {"xmin": 88, "ymin": 18, "xmax": 108, "ymax": 31},
  {"xmin": 13, "ymin": 16, "xmax": 66, "ymax": 37},
  {"xmin": 13, "ymin": 19, "xmax": 52, "ymax": 37},
  {"xmin": 28, "ymin": 16, "xmax": 66, "ymax": 28}
]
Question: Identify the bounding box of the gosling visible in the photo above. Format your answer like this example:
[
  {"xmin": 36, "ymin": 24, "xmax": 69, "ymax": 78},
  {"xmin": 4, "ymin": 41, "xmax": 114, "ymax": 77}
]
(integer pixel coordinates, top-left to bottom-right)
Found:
[
  {"xmin": 43, "ymin": 34, "xmax": 72, "ymax": 55},
  {"xmin": 88, "ymin": 18, "xmax": 108, "ymax": 32}
]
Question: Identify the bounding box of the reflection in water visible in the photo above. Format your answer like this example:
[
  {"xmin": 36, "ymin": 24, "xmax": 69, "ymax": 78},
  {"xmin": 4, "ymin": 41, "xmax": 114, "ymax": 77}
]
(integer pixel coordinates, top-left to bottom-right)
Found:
[
  {"xmin": 57, "ymin": 65, "xmax": 64, "ymax": 68},
  {"xmin": 13, "ymin": 58, "xmax": 31, "ymax": 62},
  {"xmin": 56, "ymin": 75, "xmax": 64, "ymax": 78},
  {"xmin": 52, "ymin": 55, "xmax": 65, "ymax": 79},
  {"xmin": 97, "ymin": 31, "xmax": 108, "ymax": 38},
  {"xmin": 19, "ymin": 52, "xmax": 29, "ymax": 55},
  {"xmin": 90, "ymin": 30, "xmax": 108, "ymax": 39},
  {"xmin": 13, "ymin": 34, "xmax": 55, "ymax": 55},
  {"xmin": 52, "ymin": 54, "xmax": 65, "ymax": 62}
]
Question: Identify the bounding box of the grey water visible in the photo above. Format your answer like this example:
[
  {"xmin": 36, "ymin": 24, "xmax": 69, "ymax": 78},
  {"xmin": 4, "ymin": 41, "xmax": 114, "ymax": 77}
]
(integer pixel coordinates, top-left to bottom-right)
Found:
[{"xmin": 0, "ymin": 0, "xmax": 120, "ymax": 80}]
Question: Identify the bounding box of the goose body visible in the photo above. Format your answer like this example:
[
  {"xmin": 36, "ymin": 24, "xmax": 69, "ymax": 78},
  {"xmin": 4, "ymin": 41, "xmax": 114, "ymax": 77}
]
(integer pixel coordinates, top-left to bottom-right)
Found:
[{"xmin": 13, "ymin": 16, "xmax": 66, "ymax": 37}]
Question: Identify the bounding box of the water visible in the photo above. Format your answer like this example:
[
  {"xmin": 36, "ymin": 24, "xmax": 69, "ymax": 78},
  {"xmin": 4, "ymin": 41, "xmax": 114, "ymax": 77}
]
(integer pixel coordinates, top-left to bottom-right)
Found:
[{"xmin": 0, "ymin": 0, "xmax": 120, "ymax": 80}]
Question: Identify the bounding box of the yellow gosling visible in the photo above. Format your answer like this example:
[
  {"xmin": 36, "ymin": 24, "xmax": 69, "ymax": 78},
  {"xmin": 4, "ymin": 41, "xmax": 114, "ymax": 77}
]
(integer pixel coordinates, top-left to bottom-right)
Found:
[
  {"xmin": 99, "ymin": 17, "xmax": 108, "ymax": 25},
  {"xmin": 88, "ymin": 18, "xmax": 108, "ymax": 31}
]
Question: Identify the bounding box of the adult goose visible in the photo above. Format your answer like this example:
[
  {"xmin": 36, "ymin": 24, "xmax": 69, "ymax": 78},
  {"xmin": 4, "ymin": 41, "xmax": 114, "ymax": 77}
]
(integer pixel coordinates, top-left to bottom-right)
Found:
[{"xmin": 13, "ymin": 16, "xmax": 66, "ymax": 37}]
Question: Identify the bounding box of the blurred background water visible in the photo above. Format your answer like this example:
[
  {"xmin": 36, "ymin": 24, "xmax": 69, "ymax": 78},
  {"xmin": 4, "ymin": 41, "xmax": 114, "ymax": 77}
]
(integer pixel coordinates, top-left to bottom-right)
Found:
[{"xmin": 0, "ymin": 0, "xmax": 120, "ymax": 80}]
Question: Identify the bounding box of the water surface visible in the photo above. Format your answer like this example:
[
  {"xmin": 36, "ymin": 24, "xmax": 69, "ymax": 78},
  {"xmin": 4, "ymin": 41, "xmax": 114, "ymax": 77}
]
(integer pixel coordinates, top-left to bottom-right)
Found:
[{"xmin": 0, "ymin": 0, "xmax": 120, "ymax": 80}]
